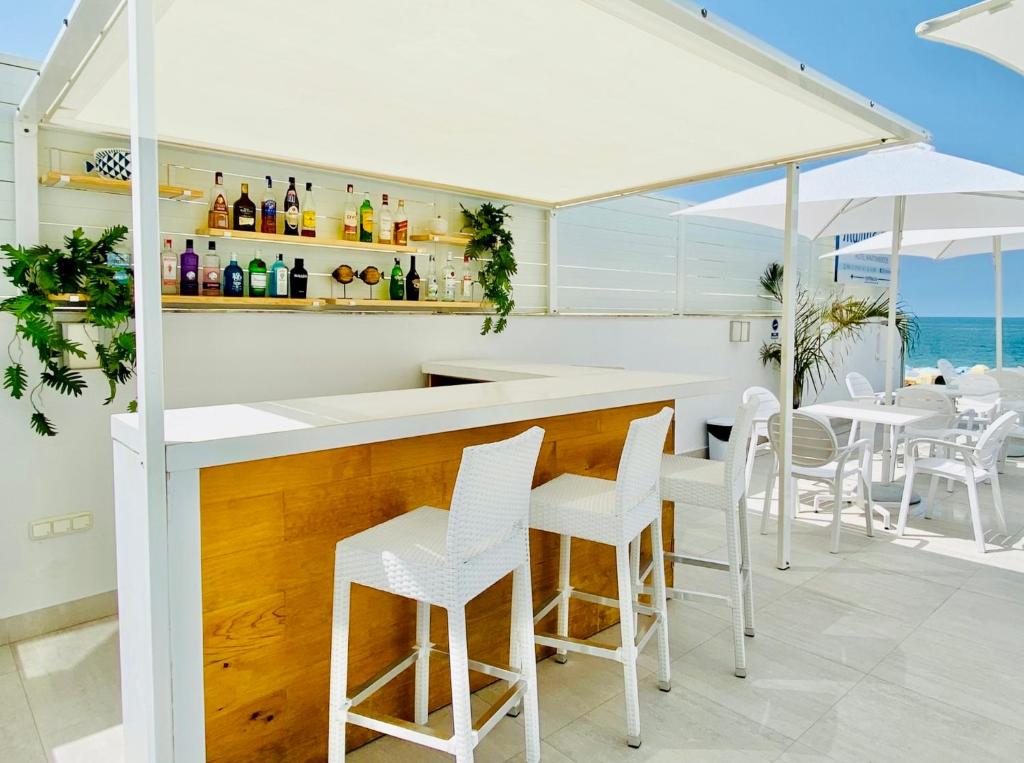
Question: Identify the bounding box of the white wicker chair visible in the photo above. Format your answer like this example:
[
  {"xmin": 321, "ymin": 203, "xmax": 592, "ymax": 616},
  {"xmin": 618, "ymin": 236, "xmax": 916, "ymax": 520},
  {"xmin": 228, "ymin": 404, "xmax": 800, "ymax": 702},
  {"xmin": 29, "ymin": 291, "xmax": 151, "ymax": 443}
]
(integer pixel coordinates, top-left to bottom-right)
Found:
[
  {"xmin": 656, "ymin": 398, "xmax": 759, "ymax": 678},
  {"xmin": 741, "ymin": 386, "xmax": 779, "ymax": 498},
  {"xmin": 328, "ymin": 427, "xmax": 545, "ymax": 763},
  {"xmin": 763, "ymin": 412, "xmax": 874, "ymax": 553},
  {"xmin": 897, "ymin": 412, "xmax": 1018, "ymax": 554},
  {"xmin": 529, "ymin": 407, "xmax": 673, "ymax": 750}
]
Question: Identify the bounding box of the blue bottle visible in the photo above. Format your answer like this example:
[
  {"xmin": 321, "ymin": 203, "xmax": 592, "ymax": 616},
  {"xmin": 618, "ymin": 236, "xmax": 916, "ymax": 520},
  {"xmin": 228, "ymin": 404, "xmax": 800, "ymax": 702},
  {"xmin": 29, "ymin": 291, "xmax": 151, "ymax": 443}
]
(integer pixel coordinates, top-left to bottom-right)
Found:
[
  {"xmin": 268, "ymin": 253, "xmax": 289, "ymax": 297},
  {"xmin": 223, "ymin": 253, "xmax": 245, "ymax": 297}
]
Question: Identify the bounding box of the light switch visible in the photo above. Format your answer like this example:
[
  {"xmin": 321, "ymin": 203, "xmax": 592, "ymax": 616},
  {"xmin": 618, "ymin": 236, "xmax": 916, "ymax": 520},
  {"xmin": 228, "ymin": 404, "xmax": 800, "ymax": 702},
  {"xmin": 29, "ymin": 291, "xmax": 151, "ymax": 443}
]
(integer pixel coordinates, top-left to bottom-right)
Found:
[
  {"xmin": 71, "ymin": 513, "xmax": 92, "ymax": 531},
  {"xmin": 52, "ymin": 518, "xmax": 72, "ymax": 534},
  {"xmin": 29, "ymin": 521, "xmax": 51, "ymax": 540}
]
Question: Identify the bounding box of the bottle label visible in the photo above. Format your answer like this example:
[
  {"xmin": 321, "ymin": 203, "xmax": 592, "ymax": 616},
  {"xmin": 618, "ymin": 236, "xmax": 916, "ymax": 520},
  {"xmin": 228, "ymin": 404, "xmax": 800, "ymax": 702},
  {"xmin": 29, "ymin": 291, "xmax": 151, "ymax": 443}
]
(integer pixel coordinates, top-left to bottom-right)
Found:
[
  {"xmin": 302, "ymin": 211, "xmax": 316, "ymax": 234},
  {"xmin": 343, "ymin": 210, "xmax": 358, "ymax": 235},
  {"xmin": 379, "ymin": 221, "xmax": 394, "ymax": 242},
  {"xmin": 361, "ymin": 209, "xmax": 374, "ymax": 234},
  {"xmin": 285, "ymin": 205, "xmax": 300, "ymax": 230},
  {"xmin": 238, "ymin": 214, "xmax": 256, "ymax": 228},
  {"xmin": 162, "ymin": 258, "xmax": 176, "ymax": 283},
  {"xmin": 275, "ymin": 269, "xmax": 288, "ymax": 293},
  {"xmin": 394, "ymin": 219, "xmax": 408, "ymax": 245},
  {"xmin": 227, "ymin": 271, "xmax": 244, "ymax": 294},
  {"xmin": 184, "ymin": 270, "xmax": 197, "ymax": 281},
  {"xmin": 209, "ymin": 194, "xmax": 229, "ymax": 229},
  {"xmin": 251, "ymin": 273, "xmax": 267, "ymax": 289},
  {"xmin": 261, "ymin": 201, "xmax": 277, "ymax": 233}
]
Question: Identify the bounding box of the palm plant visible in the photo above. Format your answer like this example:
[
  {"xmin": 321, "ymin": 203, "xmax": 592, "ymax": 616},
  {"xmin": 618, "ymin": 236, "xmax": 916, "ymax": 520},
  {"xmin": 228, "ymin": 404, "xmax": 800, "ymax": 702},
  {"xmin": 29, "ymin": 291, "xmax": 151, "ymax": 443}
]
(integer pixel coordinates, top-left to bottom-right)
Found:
[{"xmin": 758, "ymin": 263, "xmax": 917, "ymax": 407}]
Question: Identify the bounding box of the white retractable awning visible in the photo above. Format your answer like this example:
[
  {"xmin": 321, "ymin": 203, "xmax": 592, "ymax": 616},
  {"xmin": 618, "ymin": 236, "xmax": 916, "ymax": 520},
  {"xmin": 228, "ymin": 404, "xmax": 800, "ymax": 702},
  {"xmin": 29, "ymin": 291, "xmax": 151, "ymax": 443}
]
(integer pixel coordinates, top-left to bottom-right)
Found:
[
  {"xmin": 917, "ymin": 0, "xmax": 1024, "ymax": 77},
  {"xmin": 20, "ymin": 0, "xmax": 925, "ymax": 207}
]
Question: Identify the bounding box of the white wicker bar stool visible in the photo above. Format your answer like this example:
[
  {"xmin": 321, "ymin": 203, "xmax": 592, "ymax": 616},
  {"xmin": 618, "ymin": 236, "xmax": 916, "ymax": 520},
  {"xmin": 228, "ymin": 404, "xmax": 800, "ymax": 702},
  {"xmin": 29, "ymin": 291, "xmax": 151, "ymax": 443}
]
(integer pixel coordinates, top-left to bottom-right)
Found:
[
  {"xmin": 529, "ymin": 407, "xmax": 674, "ymax": 750},
  {"xmin": 653, "ymin": 398, "xmax": 759, "ymax": 678},
  {"xmin": 328, "ymin": 427, "xmax": 545, "ymax": 763}
]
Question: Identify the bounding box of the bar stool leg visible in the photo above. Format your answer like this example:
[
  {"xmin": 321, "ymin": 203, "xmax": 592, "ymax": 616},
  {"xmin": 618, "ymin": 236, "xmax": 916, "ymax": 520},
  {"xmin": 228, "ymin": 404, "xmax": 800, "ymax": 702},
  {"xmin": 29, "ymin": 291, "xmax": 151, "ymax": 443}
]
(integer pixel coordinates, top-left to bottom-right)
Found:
[
  {"xmin": 723, "ymin": 498, "xmax": 748, "ymax": 678},
  {"xmin": 328, "ymin": 575, "xmax": 352, "ymax": 763},
  {"xmin": 554, "ymin": 535, "xmax": 571, "ymax": 664},
  {"xmin": 615, "ymin": 542, "xmax": 642, "ymax": 748},
  {"xmin": 760, "ymin": 452, "xmax": 778, "ymax": 535},
  {"xmin": 447, "ymin": 606, "xmax": 475, "ymax": 763},
  {"xmin": 737, "ymin": 494, "xmax": 755, "ymax": 637},
  {"xmin": 650, "ymin": 515, "xmax": 672, "ymax": 693},
  {"xmin": 513, "ymin": 562, "xmax": 542, "ymax": 763},
  {"xmin": 414, "ymin": 600, "xmax": 431, "ymax": 726},
  {"xmin": 629, "ymin": 532, "xmax": 642, "ymax": 633}
]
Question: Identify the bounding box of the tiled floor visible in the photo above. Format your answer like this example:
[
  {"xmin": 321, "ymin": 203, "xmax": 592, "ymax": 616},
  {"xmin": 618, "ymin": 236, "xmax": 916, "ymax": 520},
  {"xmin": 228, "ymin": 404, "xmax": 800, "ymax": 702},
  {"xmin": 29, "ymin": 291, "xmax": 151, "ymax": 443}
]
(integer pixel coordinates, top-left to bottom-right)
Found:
[{"xmin": 3, "ymin": 455, "xmax": 1024, "ymax": 762}]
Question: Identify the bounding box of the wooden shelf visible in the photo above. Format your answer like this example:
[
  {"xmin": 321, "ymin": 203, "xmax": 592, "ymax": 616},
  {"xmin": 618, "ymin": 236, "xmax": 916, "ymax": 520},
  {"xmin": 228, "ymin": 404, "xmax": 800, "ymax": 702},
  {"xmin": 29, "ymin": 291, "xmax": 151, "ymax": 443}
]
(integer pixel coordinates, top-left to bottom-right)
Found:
[
  {"xmin": 329, "ymin": 298, "xmax": 486, "ymax": 311},
  {"xmin": 162, "ymin": 295, "xmax": 329, "ymax": 310},
  {"xmin": 50, "ymin": 293, "xmax": 486, "ymax": 314},
  {"xmin": 39, "ymin": 172, "xmax": 204, "ymax": 200},
  {"xmin": 196, "ymin": 228, "xmax": 424, "ymax": 254},
  {"xmin": 410, "ymin": 233, "xmax": 472, "ymax": 246}
]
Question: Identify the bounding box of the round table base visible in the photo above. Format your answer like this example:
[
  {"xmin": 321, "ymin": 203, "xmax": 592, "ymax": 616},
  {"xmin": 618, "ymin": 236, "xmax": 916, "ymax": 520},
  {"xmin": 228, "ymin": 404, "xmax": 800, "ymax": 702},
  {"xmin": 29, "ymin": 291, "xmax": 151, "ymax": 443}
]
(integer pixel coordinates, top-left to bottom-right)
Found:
[{"xmin": 872, "ymin": 481, "xmax": 920, "ymax": 506}]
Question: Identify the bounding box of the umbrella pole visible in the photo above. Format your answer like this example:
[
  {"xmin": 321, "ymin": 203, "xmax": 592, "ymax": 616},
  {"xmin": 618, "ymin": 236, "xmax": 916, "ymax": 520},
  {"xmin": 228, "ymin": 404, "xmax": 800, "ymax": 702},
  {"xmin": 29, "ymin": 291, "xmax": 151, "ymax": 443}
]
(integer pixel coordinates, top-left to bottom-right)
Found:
[
  {"xmin": 994, "ymin": 236, "xmax": 1003, "ymax": 370},
  {"xmin": 776, "ymin": 163, "xmax": 799, "ymax": 571},
  {"xmin": 878, "ymin": 196, "xmax": 906, "ymax": 489}
]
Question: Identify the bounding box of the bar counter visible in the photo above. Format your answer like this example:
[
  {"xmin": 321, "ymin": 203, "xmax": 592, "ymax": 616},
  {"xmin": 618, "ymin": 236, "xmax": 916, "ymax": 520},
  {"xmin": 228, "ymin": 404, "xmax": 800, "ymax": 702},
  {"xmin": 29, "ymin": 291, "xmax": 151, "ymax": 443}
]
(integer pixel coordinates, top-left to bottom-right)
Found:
[{"xmin": 111, "ymin": 361, "xmax": 724, "ymax": 761}]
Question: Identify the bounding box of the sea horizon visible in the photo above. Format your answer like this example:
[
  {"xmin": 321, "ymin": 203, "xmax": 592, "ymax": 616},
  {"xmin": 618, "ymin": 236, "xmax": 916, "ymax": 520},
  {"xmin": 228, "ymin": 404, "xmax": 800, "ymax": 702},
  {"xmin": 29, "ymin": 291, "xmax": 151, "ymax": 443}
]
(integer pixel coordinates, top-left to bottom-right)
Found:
[{"xmin": 906, "ymin": 316, "xmax": 1024, "ymax": 369}]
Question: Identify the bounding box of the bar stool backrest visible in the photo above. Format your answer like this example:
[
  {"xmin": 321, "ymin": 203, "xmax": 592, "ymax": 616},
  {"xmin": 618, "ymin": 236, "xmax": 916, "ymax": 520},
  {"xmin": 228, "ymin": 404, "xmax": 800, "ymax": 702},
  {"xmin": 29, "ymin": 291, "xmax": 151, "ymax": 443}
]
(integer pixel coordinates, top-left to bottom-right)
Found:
[
  {"xmin": 615, "ymin": 407, "xmax": 674, "ymax": 515},
  {"xmin": 726, "ymin": 399, "xmax": 761, "ymax": 501},
  {"xmin": 767, "ymin": 411, "xmax": 840, "ymax": 469},
  {"xmin": 895, "ymin": 386, "xmax": 955, "ymax": 431},
  {"xmin": 845, "ymin": 371, "xmax": 875, "ymax": 400},
  {"xmin": 446, "ymin": 426, "xmax": 545, "ymax": 561},
  {"xmin": 974, "ymin": 412, "xmax": 1020, "ymax": 470}
]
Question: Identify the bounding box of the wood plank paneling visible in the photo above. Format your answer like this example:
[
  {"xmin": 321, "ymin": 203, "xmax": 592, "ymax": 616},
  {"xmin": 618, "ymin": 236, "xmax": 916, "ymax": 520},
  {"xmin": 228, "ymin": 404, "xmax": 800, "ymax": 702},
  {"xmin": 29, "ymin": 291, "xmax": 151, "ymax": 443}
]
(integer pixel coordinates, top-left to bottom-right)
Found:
[{"xmin": 199, "ymin": 402, "xmax": 673, "ymax": 761}]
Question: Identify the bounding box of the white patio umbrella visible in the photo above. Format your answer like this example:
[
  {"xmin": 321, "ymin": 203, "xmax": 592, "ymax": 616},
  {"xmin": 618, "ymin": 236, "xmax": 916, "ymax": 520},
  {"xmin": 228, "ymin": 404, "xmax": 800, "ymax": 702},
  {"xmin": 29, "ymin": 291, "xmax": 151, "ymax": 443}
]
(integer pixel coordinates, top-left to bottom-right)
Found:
[
  {"xmin": 918, "ymin": 0, "xmax": 1024, "ymax": 77},
  {"xmin": 830, "ymin": 226, "xmax": 1024, "ymax": 369},
  {"xmin": 676, "ymin": 142, "xmax": 1024, "ymax": 568}
]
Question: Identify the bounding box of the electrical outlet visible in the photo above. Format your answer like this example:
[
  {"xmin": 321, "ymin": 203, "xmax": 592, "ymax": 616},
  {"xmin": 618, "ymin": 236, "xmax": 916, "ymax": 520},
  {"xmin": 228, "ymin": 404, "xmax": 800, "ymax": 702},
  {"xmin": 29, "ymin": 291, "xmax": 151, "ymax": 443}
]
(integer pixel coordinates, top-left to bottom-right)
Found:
[{"xmin": 28, "ymin": 511, "xmax": 93, "ymax": 541}]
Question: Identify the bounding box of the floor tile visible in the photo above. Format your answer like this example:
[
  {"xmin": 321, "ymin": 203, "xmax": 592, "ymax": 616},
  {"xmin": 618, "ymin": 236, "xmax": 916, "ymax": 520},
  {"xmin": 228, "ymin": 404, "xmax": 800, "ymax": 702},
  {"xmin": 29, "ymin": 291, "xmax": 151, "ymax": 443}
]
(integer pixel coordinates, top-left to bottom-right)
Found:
[
  {"xmin": 0, "ymin": 644, "xmax": 16, "ymax": 676},
  {"xmin": 798, "ymin": 675, "xmax": 1024, "ymax": 762},
  {"xmin": 800, "ymin": 559, "xmax": 956, "ymax": 625},
  {"xmin": 871, "ymin": 625, "xmax": 1024, "ymax": 731},
  {"xmin": 43, "ymin": 721, "xmax": 124, "ymax": 763},
  {"xmin": 961, "ymin": 565, "xmax": 1024, "ymax": 605},
  {"xmin": 754, "ymin": 588, "xmax": 915, "ymax": 673},
  {"xmin": 545, "ymin": 681, "xmax": 792, "ymax": 762},
  {"xmin": 0, "ymin": 672, "xmax": 46, "ymax": 763},
  {"xmin": 849, "ymin": 536, "xmax": 980, "ymax": 587},
  {"xmin": 671, "ymin": 631, "xmax": 863, "ymax": 740},
  {"xmin": 920, "ymin": 588, "xmax": 1024, "ymax": 657},
  {"xmin": 774, "ymin": 742, "xmax": 839, "ymax": 762}
]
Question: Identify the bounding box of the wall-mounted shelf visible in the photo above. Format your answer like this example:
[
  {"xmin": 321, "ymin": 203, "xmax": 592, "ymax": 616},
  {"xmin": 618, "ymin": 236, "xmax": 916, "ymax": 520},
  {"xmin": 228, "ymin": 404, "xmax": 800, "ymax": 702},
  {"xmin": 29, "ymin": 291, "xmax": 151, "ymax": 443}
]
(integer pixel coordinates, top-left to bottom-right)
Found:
[
  {"xmin": 49, "ymin": 293, "xmax": 486, "ymax": 314},
  {"xmin": 162, "ymin": 295, "xmax": 329, "ymax": 310},
  {"xmin": 39, "ymin": 172, "xmax": 205, "ymax": 200},
  {"xmin": 329, "ymin": 298, "xmax": 485, "ymax": 312},
  {"xmin": 410, "ymin": 233, "xmax": 472, "ymax": 246},
  {"xmin": 196, "ymin": 228, "xmax": 424, "ymax": 255}
]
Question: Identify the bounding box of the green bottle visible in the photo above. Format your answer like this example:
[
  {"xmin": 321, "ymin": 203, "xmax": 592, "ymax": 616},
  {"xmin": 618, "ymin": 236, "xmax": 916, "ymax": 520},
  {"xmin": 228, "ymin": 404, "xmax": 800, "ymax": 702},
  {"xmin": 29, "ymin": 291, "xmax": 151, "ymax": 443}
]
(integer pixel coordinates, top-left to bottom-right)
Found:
[
  {"xmin": 359, "ymin": 193, "xmax": 374, "ymax": 243},
  {"xmin": 247, "ymin": 249, "xmax": 268, "ymax": 297},
  {"xmin": 389, "ymin": 257, "xmax": 405, "ymax": 300}
]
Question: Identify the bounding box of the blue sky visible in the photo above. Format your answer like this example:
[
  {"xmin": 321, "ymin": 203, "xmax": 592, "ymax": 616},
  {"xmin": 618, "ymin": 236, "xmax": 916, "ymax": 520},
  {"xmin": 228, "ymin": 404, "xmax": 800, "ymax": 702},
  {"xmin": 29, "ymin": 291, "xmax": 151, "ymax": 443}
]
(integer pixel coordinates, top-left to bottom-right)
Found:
[{"xmin": 4, "ymin": 1, "xmax": 1024, "ymax": 316}]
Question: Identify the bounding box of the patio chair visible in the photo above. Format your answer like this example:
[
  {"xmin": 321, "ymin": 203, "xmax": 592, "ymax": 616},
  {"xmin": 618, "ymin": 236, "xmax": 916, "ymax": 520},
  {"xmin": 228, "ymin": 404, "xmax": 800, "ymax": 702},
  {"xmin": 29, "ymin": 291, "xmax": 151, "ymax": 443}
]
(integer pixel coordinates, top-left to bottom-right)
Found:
[
  {"xmin": 763, "ymin": 411, "xmax": 874, "ymax": 553},
  {"xmin": 957, "ymin": 374, "xmax": 1001, "ymax": 424},
  {"xmin": 741, "ymin": 386, "xmax": 779, "ymax": 498},
  {"xmin": 845, "ymin": 371, "xmax": 884, "ymax": 442},
  {"xmin": 937, "ymin": 358, "xmax": 961, "ymax": 387},
  {"xmin": 989, "ymin": 369, "xmax": 1024, "ymax": 414},
  {"xmin": 893, "ymin": 387, "xmax": 976, "ymax": 468},
  {"xmin": 896, "ymin": 411, "xmax": 1018, "ymax": 554}
]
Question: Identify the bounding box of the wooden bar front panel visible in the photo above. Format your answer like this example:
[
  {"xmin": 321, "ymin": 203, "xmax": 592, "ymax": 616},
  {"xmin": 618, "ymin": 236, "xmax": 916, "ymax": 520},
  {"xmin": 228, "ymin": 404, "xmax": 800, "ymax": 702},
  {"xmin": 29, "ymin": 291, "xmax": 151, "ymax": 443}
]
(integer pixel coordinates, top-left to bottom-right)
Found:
[{"xmin": 198, "ymin": 401, "xmax": 674, "ymax": 762}]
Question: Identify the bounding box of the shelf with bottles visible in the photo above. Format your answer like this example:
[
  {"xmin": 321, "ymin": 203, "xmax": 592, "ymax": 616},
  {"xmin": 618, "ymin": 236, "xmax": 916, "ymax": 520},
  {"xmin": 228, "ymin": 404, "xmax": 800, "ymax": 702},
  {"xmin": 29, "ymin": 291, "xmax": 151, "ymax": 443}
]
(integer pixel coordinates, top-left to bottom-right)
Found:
[
  {"xmin": 39, "ymin": 171, "xmax": 205, "ymax": 200},
  {"xmin": 329, "ymin": 298, "xmax": 486, "ymax": 312},
  {"xmin": 194, "ymin": 227, "xmax": 423, "ymax": 255},
  {"xmin": 409, "ymin": 233, "xmax": 472, "ymax": 246}
]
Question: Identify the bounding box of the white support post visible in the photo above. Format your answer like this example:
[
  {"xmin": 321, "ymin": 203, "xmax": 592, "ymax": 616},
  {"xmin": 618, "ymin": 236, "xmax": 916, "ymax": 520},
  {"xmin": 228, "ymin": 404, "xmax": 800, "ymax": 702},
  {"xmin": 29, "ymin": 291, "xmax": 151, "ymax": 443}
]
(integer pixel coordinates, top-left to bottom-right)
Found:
[
  {"xmin": 547, "ymin": 209, "xmax": 558, "ymax": 314},
  {"xmin": 675, "ymin": 208, "xmax": 687, "ymax": 315},
  {"xmin": 120, "ymin": 0, "xmax": 171, "ymax": 761},
  {"xmin": 883, "ymin": 196, "xmax": 906, "ymax": 405},
  {"xmin": 994, "ymin": 236, "xmax": 1003, "ymax": 370},
  {"xmin": 776, "ymin": 163, "xmax": 799, "ymax": 571},
  {"xmin": 13, "ymin": 119, "xmax": 39, "ymax": 246}
]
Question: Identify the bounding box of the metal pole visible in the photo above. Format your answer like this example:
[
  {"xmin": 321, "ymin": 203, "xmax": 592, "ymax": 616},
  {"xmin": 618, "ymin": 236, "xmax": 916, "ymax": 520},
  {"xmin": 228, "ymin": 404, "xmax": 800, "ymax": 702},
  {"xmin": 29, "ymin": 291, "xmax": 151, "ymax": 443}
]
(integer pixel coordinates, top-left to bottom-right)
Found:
[
  {"xmin": 776, "ymin": 163, "xmax": 799, "ymax": 571},
  {"xmin": 122, "ymin": 0, "xmax": 171, "ymax": 759},
  {"xmin": 547, "ymin": 209, "xmax": 559, "ymax": 314},
  {"xmin": 883, "ymin": 196, "xmax": 906, "ymax": 405},
  {"xmin": 994, "ymin": 236, "xmax": 1003, "ymax": 370}
]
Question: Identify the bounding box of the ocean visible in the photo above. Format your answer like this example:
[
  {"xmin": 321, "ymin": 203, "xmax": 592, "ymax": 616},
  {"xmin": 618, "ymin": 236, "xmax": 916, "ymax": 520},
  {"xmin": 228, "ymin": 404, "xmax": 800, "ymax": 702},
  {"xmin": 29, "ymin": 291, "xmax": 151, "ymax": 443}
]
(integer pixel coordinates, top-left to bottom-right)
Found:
[{"xmin": 907, "ymin": 316, "xmax": 1024, "ymax": 370}]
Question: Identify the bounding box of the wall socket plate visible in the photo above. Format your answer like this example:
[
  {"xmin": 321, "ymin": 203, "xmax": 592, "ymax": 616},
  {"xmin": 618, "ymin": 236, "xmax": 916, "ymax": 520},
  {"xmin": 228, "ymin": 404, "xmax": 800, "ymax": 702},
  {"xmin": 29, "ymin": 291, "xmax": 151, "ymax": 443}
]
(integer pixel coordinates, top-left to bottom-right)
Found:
[{"xmin": 29, "ymin": 511, "xmax": 93, "ymax": 541}]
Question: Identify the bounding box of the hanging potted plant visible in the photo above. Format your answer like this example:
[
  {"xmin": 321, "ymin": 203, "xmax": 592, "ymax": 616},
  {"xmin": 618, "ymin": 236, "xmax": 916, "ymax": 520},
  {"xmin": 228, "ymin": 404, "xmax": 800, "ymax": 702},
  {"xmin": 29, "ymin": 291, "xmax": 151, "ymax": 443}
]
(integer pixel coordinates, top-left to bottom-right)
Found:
[
  {"xmin": 461, "ymin": 202, "xmax": 517, "ymax": 334},
  {"xmin": 1, "ymin": 226, "xmax": 136, "ymax": 436}
]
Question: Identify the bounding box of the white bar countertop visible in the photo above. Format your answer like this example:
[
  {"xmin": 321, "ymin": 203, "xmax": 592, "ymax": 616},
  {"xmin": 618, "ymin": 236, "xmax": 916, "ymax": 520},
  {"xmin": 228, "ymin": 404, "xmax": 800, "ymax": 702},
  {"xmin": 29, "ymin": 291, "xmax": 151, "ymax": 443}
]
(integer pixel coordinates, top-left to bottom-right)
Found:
[{"xmin": 112, "ymin": 360, "xmax": 725, "ymax": 472}]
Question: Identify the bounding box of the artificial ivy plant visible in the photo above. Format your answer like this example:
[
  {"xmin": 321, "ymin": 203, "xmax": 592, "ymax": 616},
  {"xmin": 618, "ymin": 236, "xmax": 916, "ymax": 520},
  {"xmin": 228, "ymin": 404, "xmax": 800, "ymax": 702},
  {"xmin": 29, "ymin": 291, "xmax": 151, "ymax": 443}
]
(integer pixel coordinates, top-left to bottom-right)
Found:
[
  {"xmin": 461, "ymin": 202, "xmax": 516, "ymax": 334},
  {"xmin": 1, "ymin": 226, "xmax": 136, "ymax": 436}
]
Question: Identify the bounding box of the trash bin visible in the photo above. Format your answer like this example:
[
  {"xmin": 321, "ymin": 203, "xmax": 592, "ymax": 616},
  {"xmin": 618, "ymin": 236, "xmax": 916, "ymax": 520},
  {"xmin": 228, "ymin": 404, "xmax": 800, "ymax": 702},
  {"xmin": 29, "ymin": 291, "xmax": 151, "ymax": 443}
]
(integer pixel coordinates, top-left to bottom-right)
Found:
[{"xmin": 706, "ymin": 416, "xmax": 734, "ymax": 461}]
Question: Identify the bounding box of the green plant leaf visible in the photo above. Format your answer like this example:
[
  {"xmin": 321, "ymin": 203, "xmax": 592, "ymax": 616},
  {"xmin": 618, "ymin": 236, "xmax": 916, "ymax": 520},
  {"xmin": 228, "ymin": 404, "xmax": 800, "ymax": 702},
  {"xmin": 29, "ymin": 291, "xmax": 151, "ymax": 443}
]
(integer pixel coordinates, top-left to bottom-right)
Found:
[
  {"xmin": 3, "ymin": 363, "xmax": 27, "ymax": 399},
  {"xmin": 41, "ymin": 364, "xmax": 87, "ymax": 397},
  {"xmin": 127, "ymin": 399, "xmax": 138, "ymax": 413},
  {"xmin": 30, "ymin": 411, "xmax": 57, "ymax": 437}
]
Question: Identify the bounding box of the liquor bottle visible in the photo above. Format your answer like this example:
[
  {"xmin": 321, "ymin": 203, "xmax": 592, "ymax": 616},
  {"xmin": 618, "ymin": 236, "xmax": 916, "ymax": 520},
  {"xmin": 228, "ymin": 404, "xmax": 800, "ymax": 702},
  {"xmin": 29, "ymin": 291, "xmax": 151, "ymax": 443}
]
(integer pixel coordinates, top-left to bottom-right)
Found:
[
  {"xmin": 232, "ymin": 183, "xmax": 257, "ymax": 231},
  {"xmin": 389, "ymin": 257, "xmax": 405, "ymax": 300},
  {"xmin": 301, "ymin": 182, "xmax": 317, "ymax": 237},
  {"xmin": 202, "ymin": 241, "xmax": 222, "ymax": 296},
  {"xmin": 406, "ymin": 255, "xmax": 420, "ymax": 301},
  {"xmin": 290, "ymin": 257, "xmax": 308, "ymax": 299},
  {"xmin": 283, "ymin": 177, "xmax": 300, "ymax": 236},
  {"xmin": 260, "ymin": 175, "xmax": 277, "ymax": 234},
  {"xmin": 248, "ymin": 250, "xmax": 268, "ymax": 297},
  {"xmin": 161, "ymin": 238, "xmax": 177, "ymax": 295},
  {"xmin": 223, "ymin": 253, "xmax": 245, "ymax": 297},
  {"xmin": 460, "ymin": 255, "xmax": 474, "ymax": 300},
  {"xmin": 208, "ymin": 171, "xmax": 230, "ymax": 230},
  {"xmin": 393, "ymin": 199, "xmax": 409, "ymax": 246},
  {"xmin": 342, "ymin": 184, "xmax": 359, "ymax": 241},
  {"xmin": 179, "ymin": 239, "xmax": 199, "ymax": 296},
  {"xmin": 378, "ymin": 194, "xmax": 394, "ymax": 245},
  {"xmin": 425, "ymin": 255, "xmax": 439, "ymax": 301},
  {"xmin": 442, "ymin": 253, "xmax": 458, "ymax": 302},
  {"xmin": 269, "ymin": 254, "xmax": 289, "ymax": 297},
  {"xmin": 359, "ymin": 193, "xmax": 374, "ymax": 243}
]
